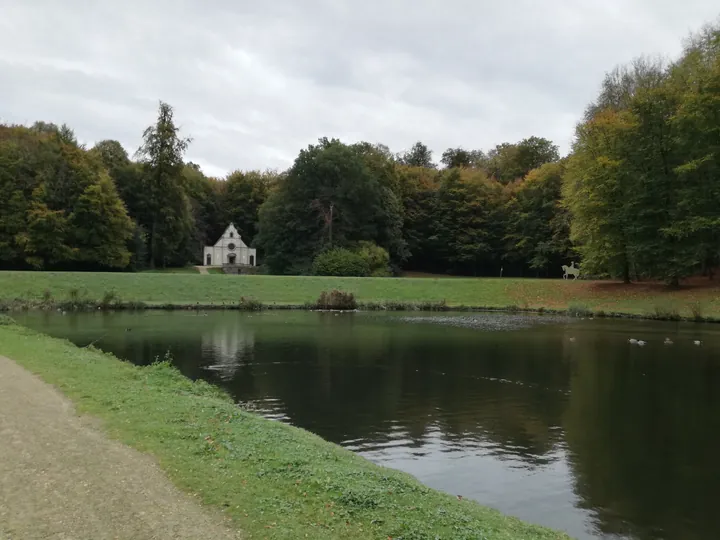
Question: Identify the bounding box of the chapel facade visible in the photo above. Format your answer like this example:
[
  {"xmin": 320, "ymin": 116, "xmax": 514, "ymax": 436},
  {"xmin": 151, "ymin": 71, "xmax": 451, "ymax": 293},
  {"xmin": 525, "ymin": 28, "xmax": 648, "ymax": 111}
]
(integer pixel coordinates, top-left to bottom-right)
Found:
[{"xmin": 203, "ymin": 224, "xmax": 257, "ymax": 268}]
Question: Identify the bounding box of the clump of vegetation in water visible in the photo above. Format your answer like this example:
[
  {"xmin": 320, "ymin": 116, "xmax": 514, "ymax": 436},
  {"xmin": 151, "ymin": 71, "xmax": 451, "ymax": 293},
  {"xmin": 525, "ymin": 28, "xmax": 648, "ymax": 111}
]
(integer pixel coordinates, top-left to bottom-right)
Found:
[
  {"xmin": 653, "ymin": 304, "xmax": 681, "ymax": 321},
  {"xmin": 0, "ymin": 324, "xmax": 570, "ymax": 539},
  {"xmin": 57, "ymin": 288, "xmax": 95, "ymax": 312},
  {"xmin": 41, "ymin": 289, "xmax": 53, "ymax": 306},
  {"xmin": 316, "ymin": 289, "xmax": 357, "ymax": 310},
  {"xmin": 567, "ymin": 303, "xmax": 592, "ymax": 318},
  {"xmin": 237, "ymin": 296, "xmax": 263, "ymax": 311},
  {"xmin": 689, "ymin": 302, "xmax": 705, "ymax": 322},
  {"xmin": 100, "ymin": 289, "xmax": 121, "ymax": 310}
]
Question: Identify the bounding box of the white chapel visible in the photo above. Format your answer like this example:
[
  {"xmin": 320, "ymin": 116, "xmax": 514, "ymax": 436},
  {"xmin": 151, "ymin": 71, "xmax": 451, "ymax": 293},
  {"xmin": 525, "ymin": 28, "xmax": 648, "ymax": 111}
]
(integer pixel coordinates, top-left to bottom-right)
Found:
[{"xmin": 203, "ymin": 224, "xmax": 257, "ymax": 267}]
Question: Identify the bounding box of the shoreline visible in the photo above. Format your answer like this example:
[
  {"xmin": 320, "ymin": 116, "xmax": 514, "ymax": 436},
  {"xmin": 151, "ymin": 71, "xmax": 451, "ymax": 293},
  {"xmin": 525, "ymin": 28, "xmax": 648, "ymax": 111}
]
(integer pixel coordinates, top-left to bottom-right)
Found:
[
  {"xmin": 2, "ymin": 300, "xmax": 718, "ymax": 324},
  {"xmin": 0, "ymin": 318, "xmax": 570, "ymax": 539}
]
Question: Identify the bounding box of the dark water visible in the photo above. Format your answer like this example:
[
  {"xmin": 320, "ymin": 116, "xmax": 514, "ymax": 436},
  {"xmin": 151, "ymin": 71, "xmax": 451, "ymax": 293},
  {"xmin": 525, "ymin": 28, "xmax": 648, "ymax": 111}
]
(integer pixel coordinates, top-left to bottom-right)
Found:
[{"xmin": 16, "ymin": 310, "xmax": 720, "ymax": 540}]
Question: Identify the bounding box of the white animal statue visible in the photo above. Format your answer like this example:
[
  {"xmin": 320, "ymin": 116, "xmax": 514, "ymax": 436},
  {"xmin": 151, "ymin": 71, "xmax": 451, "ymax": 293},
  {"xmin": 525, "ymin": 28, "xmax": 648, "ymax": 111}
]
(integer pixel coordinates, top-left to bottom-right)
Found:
[{"xmin": 562, "ymin": 261, "xmax": 580, "ymax": 280}]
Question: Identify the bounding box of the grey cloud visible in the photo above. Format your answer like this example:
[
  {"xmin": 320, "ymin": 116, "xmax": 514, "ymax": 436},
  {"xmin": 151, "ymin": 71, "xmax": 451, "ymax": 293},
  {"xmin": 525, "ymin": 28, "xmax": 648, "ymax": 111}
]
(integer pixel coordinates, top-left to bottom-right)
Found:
[{"xmin": 1, "ymin": 0, "xmax": 718, "ymax": 175}]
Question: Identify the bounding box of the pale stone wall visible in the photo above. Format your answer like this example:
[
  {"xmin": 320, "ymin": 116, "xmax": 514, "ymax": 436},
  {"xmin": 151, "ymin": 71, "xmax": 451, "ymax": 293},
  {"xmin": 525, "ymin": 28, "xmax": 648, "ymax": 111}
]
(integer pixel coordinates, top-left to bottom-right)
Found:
[{"xmin": 203, "ymin": 224, "xmax": 257, "ymax": 266}]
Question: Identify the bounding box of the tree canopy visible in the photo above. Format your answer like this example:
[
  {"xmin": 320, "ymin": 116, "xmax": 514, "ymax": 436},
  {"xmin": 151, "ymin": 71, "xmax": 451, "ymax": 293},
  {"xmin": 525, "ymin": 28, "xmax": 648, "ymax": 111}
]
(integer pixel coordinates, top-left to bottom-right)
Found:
[
  {"xmin": 256, "ymin": 138, "xmax": 406, "ymax": 274},
  {"xmin": 564, "ymin": 23, "xmax": 720, "ymax": 284},
  {"xmin": 0, "ymin": 125, "xmax": 133, "ymax": 269}
]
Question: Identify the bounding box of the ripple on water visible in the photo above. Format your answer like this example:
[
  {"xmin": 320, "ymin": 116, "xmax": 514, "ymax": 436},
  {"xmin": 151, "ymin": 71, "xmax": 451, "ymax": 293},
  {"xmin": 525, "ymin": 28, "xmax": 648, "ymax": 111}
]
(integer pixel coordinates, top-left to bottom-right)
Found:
[{"xmin": 393, "ymin": 313, "xmax": 572, "ymax": 331}]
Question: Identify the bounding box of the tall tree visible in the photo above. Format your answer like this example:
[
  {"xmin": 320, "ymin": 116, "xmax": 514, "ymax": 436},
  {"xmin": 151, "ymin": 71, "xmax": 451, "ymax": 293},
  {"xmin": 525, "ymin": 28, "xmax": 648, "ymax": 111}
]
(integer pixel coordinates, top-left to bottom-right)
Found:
[
  {"xmin": 398, "ymin": 141, "xmax": 435, "ymax": 168},
  {"xmin": 70, "ymin": 171, "xmax": 135, "ymax": 268},
  {"xmin": 667, "ymin": 24, "xmax": 720, "ymax": 279},
  {"xmin": 441, "ymin": 147, "xmax": 476, "ymax": 169},
  {"xmin": 432, "ymin": 168, "xmax": 503, "ymax": 275},
  {"xmin": 30, "ymin": 121, "xmax": 79, "ymax": 147},
  {"xmin": 91, "ymin": 140, "xmax": 151, "ymax": 270},
  {"xmin": 91, "ymin": 139, "xmax": 130, "ymax": 172},
  {"xmin": 397, "ymin": 165, "xmax": 441, "ymax": 271},
  {"xmin": 564, "ymin": 52, "xmax": 713, "ymax": 284},
  {"xmin": 256, "ymin": 138, "xmax": 406, "ymax": 274},
  {"xmin": 221, "ymin": 170, "xmax": 274, "ymax": 245},
  {"xmin": 563, "ymin": 109, "xmax": 637, "ymax": 282},
  {"xmin": 135, "ymin": 102, "xmax": 194, "ymax": 268},
  {"xmin": 0, "ymin": 125, "xmax": 133, "ymax": 269},
  {"xmin": 504, "ymin": 162, "xmax": 572, "ymax": 275},
  {"xmin": 485, "ymin": 137, "xmax": 559, "ymax": 183}
]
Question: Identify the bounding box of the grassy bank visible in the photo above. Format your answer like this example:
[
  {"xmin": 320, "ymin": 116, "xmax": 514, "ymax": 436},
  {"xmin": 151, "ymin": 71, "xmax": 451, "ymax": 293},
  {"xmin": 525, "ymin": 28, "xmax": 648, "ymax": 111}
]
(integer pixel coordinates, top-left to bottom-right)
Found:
[
  {"xmin": 140, "ymin": 266, "xmax": 201, "ymax": 274},
  {"xmin": 1, "ymin": 271, "xmax": 719, "ymax": 319},
  {"xmin": 0, "ymin": 318, "xmax": 568, "ymax": 539}
]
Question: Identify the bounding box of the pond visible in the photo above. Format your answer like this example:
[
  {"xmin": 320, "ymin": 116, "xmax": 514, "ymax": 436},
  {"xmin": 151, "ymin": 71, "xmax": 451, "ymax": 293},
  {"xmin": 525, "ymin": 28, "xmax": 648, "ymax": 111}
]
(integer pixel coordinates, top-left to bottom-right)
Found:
[{"xmin": 16, "ymin": 310, "xmax": 720, "ymax": 540}]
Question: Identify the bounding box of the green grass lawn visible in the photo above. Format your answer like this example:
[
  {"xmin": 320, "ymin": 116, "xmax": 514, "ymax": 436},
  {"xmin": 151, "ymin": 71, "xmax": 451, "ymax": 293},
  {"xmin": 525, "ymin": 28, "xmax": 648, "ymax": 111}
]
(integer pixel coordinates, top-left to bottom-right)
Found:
[
  {"xmin": 1, "ymin": 271, "xmax": 719, "ymax": 318},
  {"xmin": 0, "ymin": 318, "xmax": 568, "ymax": 540},
  {"xmin": 140, "ymin": 266, "xmax": 201, "ymax": 274}
]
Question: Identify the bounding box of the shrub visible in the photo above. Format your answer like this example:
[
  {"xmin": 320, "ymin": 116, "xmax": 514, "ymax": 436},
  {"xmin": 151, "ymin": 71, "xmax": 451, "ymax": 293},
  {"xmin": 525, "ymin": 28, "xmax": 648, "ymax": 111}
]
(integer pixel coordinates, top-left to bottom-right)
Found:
[
  {"xmin": 356, "ymin": 241, "xmax": 391, "ymax": 277},
  {"xmin": 238, "ymin": 297, "xmax": 263, "ymax": 311},
  {"xmin": 60, "ymin": 288, "xmax": 93, "ymax": 311},
  {"xmin": 124, "ymin": 300, "xmax": 148, "ymax": 310},
  {"xmin": 316, "ymin": 290, "xmax": 357, "ymax": 310},
  {"xmin": 567, "ymin": 303, "xmax": 592, "ymax": 318},
  {"xmin": 689, "ymin": 302, "xmax": 705, "ymax": 322},
  {"xmin": 101, "ymin": 289, "xmax": 120, "ymax": 309},
  {"xmin": 418, "ymin": 299, "xmax": 448, "ymax": 311},
  {"xmin": 42, "ymin": 289, "xmax": 53, "ymax": 305},
  {"xmin": 0, "ymin": 314, "xmax": 15, "ymax": 326},
  {"xmin": 653, "ymin": 304, "xmax": 681, "ymax": 321},
  {"xmin": 312, "ymin": 248, "xmax": 370, "ymax": 277}
]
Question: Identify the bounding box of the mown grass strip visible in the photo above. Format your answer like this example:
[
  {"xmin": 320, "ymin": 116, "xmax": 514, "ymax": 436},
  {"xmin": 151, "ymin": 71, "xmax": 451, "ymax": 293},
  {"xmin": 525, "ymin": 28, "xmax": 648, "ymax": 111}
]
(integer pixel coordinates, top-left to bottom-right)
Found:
[{"xmin": 1, "ymin": 271, "xmax": 719, "ymax": 320}]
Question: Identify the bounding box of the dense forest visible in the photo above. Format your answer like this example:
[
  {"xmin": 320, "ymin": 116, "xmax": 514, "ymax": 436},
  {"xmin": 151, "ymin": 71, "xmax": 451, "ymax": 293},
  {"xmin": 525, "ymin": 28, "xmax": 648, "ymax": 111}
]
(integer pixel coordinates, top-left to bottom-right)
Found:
[{"xmin": 1, "ymin": 22, "xmax": 719, "ymax": 283}]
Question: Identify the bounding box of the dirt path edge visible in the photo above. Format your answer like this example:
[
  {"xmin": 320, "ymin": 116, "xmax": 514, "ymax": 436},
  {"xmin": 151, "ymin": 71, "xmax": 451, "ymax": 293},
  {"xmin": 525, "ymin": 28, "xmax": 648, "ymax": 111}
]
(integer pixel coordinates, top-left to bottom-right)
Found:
[{"xmin": 0, "ymin": 354, "xmax": 240, "ymax": 540}]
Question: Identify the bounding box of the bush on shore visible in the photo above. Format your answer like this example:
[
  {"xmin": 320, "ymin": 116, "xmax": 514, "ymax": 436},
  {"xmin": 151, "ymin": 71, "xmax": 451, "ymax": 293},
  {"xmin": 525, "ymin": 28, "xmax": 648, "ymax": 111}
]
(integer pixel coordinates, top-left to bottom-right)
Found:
[{"xmin": 312, "ymin": 242, "xmax": 391, "ymax": 277}]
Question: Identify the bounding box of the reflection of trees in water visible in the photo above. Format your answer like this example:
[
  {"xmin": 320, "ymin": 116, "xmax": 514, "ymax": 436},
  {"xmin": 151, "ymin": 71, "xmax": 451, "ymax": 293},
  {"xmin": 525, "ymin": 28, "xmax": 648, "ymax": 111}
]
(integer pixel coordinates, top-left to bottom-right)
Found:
[
  {"xmin": 223, "ymin": 318, "xmax": 571, "ymax": 464},
  {"xmin": 563, "ymin": 334, "xmax": 720, "ymax": 540}
]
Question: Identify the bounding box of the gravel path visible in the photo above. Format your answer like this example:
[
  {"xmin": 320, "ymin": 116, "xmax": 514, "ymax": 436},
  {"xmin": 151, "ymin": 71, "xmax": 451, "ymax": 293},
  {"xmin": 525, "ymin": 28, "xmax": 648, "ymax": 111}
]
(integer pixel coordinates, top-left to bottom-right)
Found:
[{"xmin": 0, "ymin": 355, "xmax": 240, "ymax": 540}]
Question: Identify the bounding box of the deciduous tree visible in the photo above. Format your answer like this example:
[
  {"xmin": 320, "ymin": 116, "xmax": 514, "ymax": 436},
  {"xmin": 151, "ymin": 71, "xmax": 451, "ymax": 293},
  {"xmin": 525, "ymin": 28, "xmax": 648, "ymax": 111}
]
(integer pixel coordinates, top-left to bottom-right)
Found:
[{"xmin": 135, "ymin": 102, "xmax": 194, "ymax": 268}]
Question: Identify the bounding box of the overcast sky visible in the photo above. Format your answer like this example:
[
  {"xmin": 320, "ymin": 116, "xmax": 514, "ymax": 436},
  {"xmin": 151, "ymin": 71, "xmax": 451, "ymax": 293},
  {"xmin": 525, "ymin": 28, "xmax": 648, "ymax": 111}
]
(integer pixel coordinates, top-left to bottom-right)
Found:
[{"xmin": 1, "ymin": 1, "xmax": 718, "ymax": 177}]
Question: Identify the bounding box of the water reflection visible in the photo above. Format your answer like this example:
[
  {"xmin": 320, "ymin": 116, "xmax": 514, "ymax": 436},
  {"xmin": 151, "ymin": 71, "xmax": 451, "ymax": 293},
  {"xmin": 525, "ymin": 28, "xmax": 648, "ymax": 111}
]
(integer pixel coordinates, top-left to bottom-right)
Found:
[
  {"xmin": 15, "ymin": 310, "xmax": 720, "ymax": 540},
  {"xmin": 201, "ymin": 321, "xmax": 256, "ymax": 380}
]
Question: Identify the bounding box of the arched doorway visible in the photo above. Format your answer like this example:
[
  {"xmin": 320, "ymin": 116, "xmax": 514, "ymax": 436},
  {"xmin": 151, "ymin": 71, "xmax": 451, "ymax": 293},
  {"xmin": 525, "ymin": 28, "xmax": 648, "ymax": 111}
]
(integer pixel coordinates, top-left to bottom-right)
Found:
[
  {"xmin": 228, "ymin": 253, "xmax": 236, "ymax": 265},
  {"xmin": 249, "ymin": 255, "xmax": 255, "ymax": 266},
  {"xmin": 206, "ymin": 254, "xmax": 211, "ymax": 266}
]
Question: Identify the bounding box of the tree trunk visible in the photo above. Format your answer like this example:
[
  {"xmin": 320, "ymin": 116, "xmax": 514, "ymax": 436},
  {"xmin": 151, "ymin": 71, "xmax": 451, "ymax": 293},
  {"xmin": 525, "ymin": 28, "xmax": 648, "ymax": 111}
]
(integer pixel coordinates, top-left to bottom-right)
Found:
[
  {"xmin": 149, "ymin": 221, "xmax": 156, "ymax": 269},
  {"xmin": 669, "ymin": 275, "xmax": 680, "ymax": 289},
  {"xmin": 622, "ymin": 259, "xmax": 631, "ymax": 284},
  {"xmin": 704, "ymin": 255, "xmax": 715, "ymax": 280}
]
